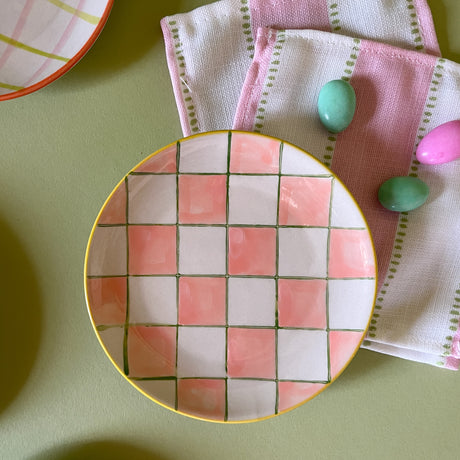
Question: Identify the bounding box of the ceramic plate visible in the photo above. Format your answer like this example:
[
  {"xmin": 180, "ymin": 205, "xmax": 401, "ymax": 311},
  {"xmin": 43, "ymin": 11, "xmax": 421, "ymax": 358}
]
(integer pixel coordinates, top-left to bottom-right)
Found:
[
  {"xmin": 84, "ymin": 131, "xmax": 377, "ymax": 423},
  {"xmin": 0, "ymin": 0, "xmax": 113, "ymax": 100}
]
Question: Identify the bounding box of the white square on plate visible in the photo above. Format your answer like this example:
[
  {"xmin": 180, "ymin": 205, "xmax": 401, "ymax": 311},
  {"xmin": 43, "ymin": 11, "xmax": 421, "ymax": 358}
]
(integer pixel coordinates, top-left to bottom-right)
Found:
[
  {"xmin": 177, "ymin": 327, "xmax": 226, "ymax": 377},
  {"xmin": 87, "ymin": 226, "xmax": 126, "ymax": 276},
  {"xmin": 179, "ymin": 226, "xmax": 226, "ymax": 275},
  {"xmin": 281, "ymin": 143, "xmax": 331, "ymax": 176},
  {"xmin": 228, "ymin": 175, "xmax": 279, "ymax": 225},
  {"xmin": 135, "ymin": 379, "xmax": 176, "ymax": 409},
  {"xmin": 128, "ymin": 175, "xmax": 177, "ymax": 224},
  {"xmin": 328, "ymin": 279, "xmax": 376, "ymax": 330},
  {"xmin": 278, "ymin": 329, "xmax": 328, "ymax": 381},
  {"xmin": 330, "ymin": 180, "xmax": 367, "ymax": 228},
  {"xmin": 98, "ymin": 326, "xmax": 124, "ymax": 369},
  {"xmin": 179, "ymin": 132, "xmax": 229, "ymax": 173},
  {"xmin": 227, "ymin": 379, "xmax": 276, "ymax": 421},
  {"xmin": 228, "ymin": 278, "xmax": 276, "ymax": 326},
  {"xmin": 278, "ymin": 228, "xmax": 328, "ymax": 277},
  {"xmin": 129, "ymin": 276, "xmax": 177, "ymax": 325}
]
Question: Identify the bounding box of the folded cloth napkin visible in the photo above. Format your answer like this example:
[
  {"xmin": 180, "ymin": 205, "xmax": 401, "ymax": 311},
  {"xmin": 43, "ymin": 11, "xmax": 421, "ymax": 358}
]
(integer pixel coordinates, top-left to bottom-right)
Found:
[
  {"xmin": 232, "ymin": 27, "xmax": 460, "ymax": 370},
  {"xmin": 161, "ymin": 0, "xmax": 440, "ymax": 136}
]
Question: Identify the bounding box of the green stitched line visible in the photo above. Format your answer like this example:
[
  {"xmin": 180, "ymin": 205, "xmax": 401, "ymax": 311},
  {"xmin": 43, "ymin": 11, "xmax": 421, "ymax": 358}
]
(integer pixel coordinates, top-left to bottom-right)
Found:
[
  {"xmin": 168, "ymin": 21, "xmax": 199, "ymax": 133},
  {"xmin": 321, "ymin": 38, "xmax": 361, "ymax": 168},
  {"xmin": 253, "ymin": 31, "xmax": 285, "ymax": 133},
  {"xmin": 406, "ymin": 0, "xmax": 425, "ymax": 51},
  {"xmin": 442, "ymin": 284, "xmax": 460, "ymax": 357},
  {"xmin": 239, "ymin": 0, "xmax": 254, "ymax": 59},
  {"xmin": 367, "ymin": 58, "xmax": 446, "ymax": 343},
  {"xmin": 123, "ymin": 176, "xmax": 130, "ymax": 375},
  {"xmin": 328, "ymin": 2, "xmax": 341, "ymax": 32}
]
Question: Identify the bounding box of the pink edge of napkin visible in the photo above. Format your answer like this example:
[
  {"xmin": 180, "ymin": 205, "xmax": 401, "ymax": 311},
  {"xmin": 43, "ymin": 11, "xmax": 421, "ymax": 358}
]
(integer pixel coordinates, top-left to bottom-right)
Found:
[{"xmin": 413, "ymin": 0, "xmax": 441, "ymax": 56}]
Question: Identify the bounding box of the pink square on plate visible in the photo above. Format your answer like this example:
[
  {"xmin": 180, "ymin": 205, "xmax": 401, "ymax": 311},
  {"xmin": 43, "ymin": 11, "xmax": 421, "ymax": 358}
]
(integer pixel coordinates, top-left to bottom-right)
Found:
[
  {"xmin": 228, "ymin": 227, "xmax": 276, "ymax": 275},
  {"xmin": 329, "ymin": 330, "xmax": 363, "ymax": 379},
  {"xmin": 279, "ymin": 177, "xmax": 332, "ymax": 226},
  {"xmin": 86, "ymin": 277, "xmax": 127, "ymax": 325},
  {"xmin": 179, "ymin": 174, "xmax": 227, "ymax": 224},
  {"xmin": 328, "ymin": 229, "xmax": 376, "ymax": 278},
  {"xmin": 128, "ymin": 326, "xmax": 176, "ymax": 377},
  {"xmin": 128, "ymin": 226, "xmax": 176, "ymax": 275},
  {"xmin": 179, "ymin": 277, "xmax": 226, "ymax": 325},
  {"xmin": 133, "ymin": 144, "xmax": 177, "ymax": 173},
  {"xmin": 230, "ymin": 132, "xmax": 280, "ymax": 173},
  {"xmin": 98, "ymin": 180, "xmax": 126, "ymax": 225},
  {"xmin": 177, "ymin": 378, "xmax": 226, "ymax": 421},
  {"xmin": 278, "ymin": 279, "xmax": 327, "ymax": 328},
  {"xmin": 227, "ymin": 328, "xmax": 276, "ymax": 379},
  {"xmin": 278, "ymin": 382, "xmax": 326, "ymax": 413}
]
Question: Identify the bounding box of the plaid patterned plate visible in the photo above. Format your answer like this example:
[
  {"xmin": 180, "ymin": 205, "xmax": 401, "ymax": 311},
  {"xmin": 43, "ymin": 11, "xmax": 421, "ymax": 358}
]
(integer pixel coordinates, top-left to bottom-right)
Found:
[
  {"xmin": 84, "ymin": 131, "xmax": 377, "ymax": 423},
  {"xmin": 0, "ymin": 0, "xmax": 113, "ymax": 100}
]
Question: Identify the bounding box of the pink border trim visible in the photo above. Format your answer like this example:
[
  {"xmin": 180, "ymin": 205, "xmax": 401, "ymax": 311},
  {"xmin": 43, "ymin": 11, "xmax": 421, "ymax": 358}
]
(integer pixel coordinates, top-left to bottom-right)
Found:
[
  {"xmin": 413, "ymin": 0, "xmax": 441, "ymax": 56},
  {"xmin": 232, "ymin": 28, "xmax": 277, "ymax": 131},
  {"xmin": 0, "ymin": 0, "xmax": 114, "ymax": 101},
  {"xmin": 160, "ymin": 18, "xmax": 192, "ymax": 137},
  {"xmin": 446, "ymin": 323, "xmax": 460, "ymax": 369}
]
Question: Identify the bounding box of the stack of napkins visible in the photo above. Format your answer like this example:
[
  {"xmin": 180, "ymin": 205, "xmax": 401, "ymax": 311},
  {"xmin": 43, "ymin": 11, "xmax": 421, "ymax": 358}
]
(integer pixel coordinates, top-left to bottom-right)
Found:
[{"xmin": 161, "ymin": 0, "xmax": 460, "ymax": 370}]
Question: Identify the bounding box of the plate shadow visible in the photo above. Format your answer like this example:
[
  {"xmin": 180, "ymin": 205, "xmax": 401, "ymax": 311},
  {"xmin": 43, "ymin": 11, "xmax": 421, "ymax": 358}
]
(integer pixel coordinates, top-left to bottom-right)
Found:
[{"xmin": 0, "ymin": 218, "xmax": 42, "ymax": 414}]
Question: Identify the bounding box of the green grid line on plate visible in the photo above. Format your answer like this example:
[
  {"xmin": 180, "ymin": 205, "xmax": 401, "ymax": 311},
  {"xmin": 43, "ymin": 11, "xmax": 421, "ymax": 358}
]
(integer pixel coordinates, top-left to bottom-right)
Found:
[
  {"xmin": 98, "ymin": 223, "xmax": 366, "ymax": 231},
  {"xmin": 46, "ymin": 0, "xmax": 101, "ymax": 24},
  {"xmin": 274, "ymin": 141, "xmax": 284, "ymax": 414},
  {"xmin": 224, "ymin": 130, "xmax": 232, "ymax": 422},
  {"xmin": 0, "ymin": 32, "xmax": 70, "ymax": 62},
  {"xmin": 123, "ymin": 176, "xmax": 130, "ymax": 376},
  {"xmin": 129, "ymin": 171, "xmax": 334, "ymax": 179},
  {"xmin": 175, "ymin": 140, "xmax": 180, "ymax": 410},
  {"xmin": 88, "ymin": 274, "xmax": 375, "ymax": 281},
  {"xmin": 326, "ymin": 177, "xmax": 335, "ymax": 382},
  {"xmin": 129, "ymin": 376, "xmax": 329, "ymax": 384},
  {"xmin": 99, "ymin": 323, "xmax": 364, "ymax": 333},
  {"xmin": 0, "ymin": 81, "xmax": 24, "ymax": 91}
]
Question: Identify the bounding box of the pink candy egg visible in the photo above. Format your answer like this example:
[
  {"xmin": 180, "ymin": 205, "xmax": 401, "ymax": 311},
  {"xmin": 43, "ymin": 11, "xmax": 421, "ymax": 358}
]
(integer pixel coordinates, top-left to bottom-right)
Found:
[{"xmin": 416, "ymin": 120, "xmax": 460, "ymax": 165}]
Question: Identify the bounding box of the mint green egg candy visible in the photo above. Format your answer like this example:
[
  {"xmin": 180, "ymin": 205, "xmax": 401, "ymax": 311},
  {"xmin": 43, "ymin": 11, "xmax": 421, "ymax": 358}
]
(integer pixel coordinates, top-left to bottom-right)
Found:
[
  {"xmin": 317, "ymin": 79, "xmax": 356, "ymax": 133},
  {"xmin": 378, "ymin": 176, "xmax": 429, "ymax": 212}
]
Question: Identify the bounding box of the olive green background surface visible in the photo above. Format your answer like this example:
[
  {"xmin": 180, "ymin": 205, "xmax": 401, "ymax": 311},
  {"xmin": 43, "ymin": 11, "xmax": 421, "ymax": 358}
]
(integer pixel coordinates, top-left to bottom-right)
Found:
[{"xmin": 1, "ymin": 1, "xmax": 458, "ymax": 459}]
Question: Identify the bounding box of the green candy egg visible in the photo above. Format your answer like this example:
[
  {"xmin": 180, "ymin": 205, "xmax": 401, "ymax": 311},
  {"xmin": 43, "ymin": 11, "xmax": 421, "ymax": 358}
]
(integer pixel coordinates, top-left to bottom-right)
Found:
[
  {"xmin": 378, "ymin": 176, "xmax": 429, "ymax": 212},
  {"xmin": 317, "ymin": 79, "xmax": 356, "ymax": 133}
]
